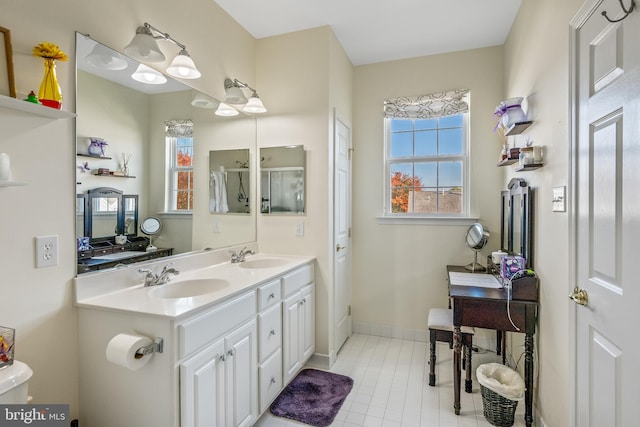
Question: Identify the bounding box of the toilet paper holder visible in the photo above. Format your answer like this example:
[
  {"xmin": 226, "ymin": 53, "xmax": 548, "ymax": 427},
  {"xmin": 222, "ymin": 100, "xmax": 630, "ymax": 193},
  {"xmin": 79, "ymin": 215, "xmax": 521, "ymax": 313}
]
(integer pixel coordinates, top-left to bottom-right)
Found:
[{"xmin": 135, "ymin": 337, "xmax": 164, "ymax": 357}]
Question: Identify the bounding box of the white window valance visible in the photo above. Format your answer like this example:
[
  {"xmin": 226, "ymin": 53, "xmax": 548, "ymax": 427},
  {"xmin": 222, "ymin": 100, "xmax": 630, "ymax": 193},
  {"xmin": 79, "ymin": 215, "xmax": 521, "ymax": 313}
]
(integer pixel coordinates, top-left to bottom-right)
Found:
[
  {"xmin": 165, "ymin": 119, "xmax": 193, "ymax": 138},
  {"xmin": 384, "ymin": 89, "xmax": 469, "ymax": 119}
]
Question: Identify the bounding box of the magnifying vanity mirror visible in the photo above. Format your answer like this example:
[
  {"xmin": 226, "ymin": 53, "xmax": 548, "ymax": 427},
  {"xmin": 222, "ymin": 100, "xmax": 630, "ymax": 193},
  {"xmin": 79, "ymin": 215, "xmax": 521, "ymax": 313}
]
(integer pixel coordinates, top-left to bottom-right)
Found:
[
  {"xmin": 465, "ymin": 223, "xmax": 489, "ymax": 272},
  {"xmin": 75, "ymin": 33, "xmax": 257, "ymax": 274},
  {"xmin": 140, "ymin": 217, "xmax": 162, "ymax": 251},
  {"xmin": 260, "ymin": 145, "xmax": 305, "ymax": 214}
]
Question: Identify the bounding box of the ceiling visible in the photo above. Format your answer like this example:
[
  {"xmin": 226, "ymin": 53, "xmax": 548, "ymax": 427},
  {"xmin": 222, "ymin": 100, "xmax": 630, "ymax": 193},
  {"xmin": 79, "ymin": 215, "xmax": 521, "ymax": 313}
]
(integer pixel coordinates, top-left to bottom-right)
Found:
[{"xmin": 214, "ymin": 0, "xmax": 523, "ymax": 66}]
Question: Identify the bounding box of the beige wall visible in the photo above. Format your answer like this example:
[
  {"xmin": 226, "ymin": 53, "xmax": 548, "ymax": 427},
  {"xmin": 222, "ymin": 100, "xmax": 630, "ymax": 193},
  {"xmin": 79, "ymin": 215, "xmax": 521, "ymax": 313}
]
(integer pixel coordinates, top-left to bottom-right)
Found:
[
  {"xmin": 503, "ymin": 0, "xmax": 582, "ymax": 426},
  {"xmin": 255, "ymin": 26, "xmax": 353, "ymax": 361},
  {"xmin": 1, "ymin": 0, "xmax": 254, "ymax": 418},
  {"xmin": 352, "ymin": 46, "xmax": 505, "ymax": 341}
]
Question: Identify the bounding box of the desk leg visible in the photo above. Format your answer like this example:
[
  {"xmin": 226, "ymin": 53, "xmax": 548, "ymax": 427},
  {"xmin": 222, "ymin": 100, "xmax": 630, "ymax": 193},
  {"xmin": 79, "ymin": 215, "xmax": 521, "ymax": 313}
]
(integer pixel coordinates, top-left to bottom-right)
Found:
[
  {"xmin": 524, "ymin": 333, "xmax": 534, "ymax": 427},
  {"xmin": 453, "ymin": 325, "xmax": 461, "ymax": 415}
]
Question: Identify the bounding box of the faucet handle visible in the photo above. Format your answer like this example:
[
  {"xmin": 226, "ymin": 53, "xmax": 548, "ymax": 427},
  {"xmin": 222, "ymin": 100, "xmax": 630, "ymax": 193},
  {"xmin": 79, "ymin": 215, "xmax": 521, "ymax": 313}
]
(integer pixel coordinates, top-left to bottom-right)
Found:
[{"xmin": 138, "ymin": 268, "xmax": 154, "ymax": 276}]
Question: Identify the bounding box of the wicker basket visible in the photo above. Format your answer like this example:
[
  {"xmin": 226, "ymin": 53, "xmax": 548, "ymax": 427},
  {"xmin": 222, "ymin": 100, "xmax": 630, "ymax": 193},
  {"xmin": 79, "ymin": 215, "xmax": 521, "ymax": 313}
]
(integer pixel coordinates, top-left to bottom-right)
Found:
[{"xmin": 480, "ymin": 384, "xmax": 519, "ymax": 427}]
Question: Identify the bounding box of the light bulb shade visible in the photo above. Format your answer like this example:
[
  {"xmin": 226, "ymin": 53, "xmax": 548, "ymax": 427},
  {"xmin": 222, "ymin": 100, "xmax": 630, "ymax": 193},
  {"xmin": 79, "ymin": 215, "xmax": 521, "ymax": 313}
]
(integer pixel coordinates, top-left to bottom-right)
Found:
[
  {"xmin": 124, "ymin": 26, "xmax": 166, "ymax": 62},
  {"xmin": 243, "ymin": 93, "xmax": 267, "ymax": 113},
  {"xmin": 215, "ymin": 103, "xmax": 239, "ymax": 117},
  {"xmin": 224, "ymin": 86, "xmax": 248, "ymax": 104},
  {"xmin": 86, "ymin": 43, "xmax": 128, "ymax": 70},
  {"xmin": 191, "ymin": 93, "xmax": 218, "ymax": 109},
  {"xmin": 131, "ymin": 64, "xmax": 167, "ymax": 85},
  {"xmin": 166, "ymin": 49, "xmax": 201, "ymax": 79}
]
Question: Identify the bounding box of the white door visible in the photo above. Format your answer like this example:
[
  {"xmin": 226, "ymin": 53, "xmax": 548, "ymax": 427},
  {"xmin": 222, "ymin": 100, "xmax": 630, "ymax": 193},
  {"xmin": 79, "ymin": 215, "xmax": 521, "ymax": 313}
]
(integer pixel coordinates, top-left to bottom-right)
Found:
[
  {"xmin": 571, "ymin": 2, "xmax": 640, "ymax": 426},
  {"xmin": 334, "ymin": 113, "xmax": 352, "ymax": 353}
]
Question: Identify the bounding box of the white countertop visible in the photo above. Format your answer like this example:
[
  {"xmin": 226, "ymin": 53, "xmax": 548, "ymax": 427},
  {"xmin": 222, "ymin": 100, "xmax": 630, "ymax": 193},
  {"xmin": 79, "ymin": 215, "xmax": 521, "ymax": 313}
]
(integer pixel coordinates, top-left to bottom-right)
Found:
[{"xmin": 74, "ymin": 252, "xmax": 314, "ymax": 319}]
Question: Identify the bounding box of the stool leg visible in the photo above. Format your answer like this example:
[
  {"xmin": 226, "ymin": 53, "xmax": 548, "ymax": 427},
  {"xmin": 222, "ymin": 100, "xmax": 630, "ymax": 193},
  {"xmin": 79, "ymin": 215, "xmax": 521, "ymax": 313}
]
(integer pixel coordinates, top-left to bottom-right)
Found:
[
  {"xmin": 429, "ymin": 331, "xmax": 436, "ymax": 386},
  {"xmin": 464, "ymin": 344, "xmax": 472, "ymax": 393}
]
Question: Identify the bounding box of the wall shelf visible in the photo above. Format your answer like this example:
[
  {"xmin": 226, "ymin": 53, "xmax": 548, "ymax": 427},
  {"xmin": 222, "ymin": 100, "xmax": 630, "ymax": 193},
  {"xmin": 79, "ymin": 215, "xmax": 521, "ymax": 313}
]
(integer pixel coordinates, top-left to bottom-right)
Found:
[
  {"xmin": 94, "ymin": 174, "xmax": 136, "ymax": 179},
  {"xmin": 497, "ymin": 158, "xmax": 519, "ymax": 166},
  {"xmin": 77, "ymin": 154, "xmax": 112, "ymax": 160},
  {"xmin": 515, "ymin": 163, "xmax": 543, "ymax": 172},
  {"xmin": 505, "ymin": 121, "xmax": 533, "ymax": 136},
  {"xmin": 0, "ymin": 94, "xmax": 76, "ymax": 119}
]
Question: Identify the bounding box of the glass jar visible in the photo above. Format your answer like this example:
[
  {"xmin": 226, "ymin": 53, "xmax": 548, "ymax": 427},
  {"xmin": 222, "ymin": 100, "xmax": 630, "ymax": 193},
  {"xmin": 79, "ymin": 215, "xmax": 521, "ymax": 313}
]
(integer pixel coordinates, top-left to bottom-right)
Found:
[{"xmin": 519, "ymin": 147, "xmax": 534, "ymax": 166}]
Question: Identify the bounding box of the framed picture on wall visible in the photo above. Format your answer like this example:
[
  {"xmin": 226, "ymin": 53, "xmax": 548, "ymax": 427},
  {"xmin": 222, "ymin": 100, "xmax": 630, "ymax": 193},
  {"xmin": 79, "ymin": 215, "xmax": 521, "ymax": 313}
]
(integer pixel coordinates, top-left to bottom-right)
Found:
[{"xmin": 0, "ymin": 26, "xmax": 16, "ymax": 98}]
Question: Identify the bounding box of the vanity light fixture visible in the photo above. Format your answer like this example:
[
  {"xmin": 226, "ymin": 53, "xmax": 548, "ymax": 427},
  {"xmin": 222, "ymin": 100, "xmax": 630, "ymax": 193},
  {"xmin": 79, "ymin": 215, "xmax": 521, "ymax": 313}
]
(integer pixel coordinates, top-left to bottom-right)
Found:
[
  {"xmin": 191, "ymin": 92, "xmax": 218, "ymax": 109},
  {"xmin": 86, "ymin": 42, "xmax": 128, "ymax": 70},
  {"xmin": 215, "ymin": 102, "xmax": 239, "ymax": 117},
  {"xmin": 224, "ymin": 78, "xmax": 267, "ymax": 113},
  {"xmin": 124, "ymin": 22, "xmax": 201, "ymax": 79},
  {"xmin": 131, "ymin": 64, "xmax": 167, "ymax": 85}
]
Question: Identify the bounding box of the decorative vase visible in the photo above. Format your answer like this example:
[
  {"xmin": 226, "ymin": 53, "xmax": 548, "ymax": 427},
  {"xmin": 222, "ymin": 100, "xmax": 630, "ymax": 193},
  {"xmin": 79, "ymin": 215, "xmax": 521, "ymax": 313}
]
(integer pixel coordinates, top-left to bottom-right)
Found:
[{"xmin": 38, "ymin": 58, "xmax": 63, "ymax": 109}]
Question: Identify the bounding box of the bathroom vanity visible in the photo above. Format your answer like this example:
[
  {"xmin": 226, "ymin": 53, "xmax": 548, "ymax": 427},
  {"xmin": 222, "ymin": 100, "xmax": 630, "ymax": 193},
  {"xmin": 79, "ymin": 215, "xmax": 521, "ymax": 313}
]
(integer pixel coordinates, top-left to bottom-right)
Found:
[{"xmin": 75, "ymin": 248, "xmax": 315, "ymax": 427}]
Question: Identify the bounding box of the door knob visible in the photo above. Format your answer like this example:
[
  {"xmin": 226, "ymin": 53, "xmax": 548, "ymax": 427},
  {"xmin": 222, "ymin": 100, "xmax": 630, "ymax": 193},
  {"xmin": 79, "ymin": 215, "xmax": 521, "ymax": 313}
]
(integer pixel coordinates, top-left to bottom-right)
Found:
[
  {"xmin": 569, "ymin": 287, "xmax": 588, "ymax": 306},
  {"xmin": 336, "ymin": 244, "xmax": 346, "ymax": 252}
]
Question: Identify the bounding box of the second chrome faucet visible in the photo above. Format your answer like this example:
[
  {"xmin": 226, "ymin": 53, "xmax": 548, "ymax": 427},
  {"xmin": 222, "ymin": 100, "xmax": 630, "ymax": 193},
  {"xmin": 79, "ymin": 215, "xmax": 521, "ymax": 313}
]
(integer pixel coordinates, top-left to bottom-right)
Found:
[{"xmin": 139, "ymin": 264, "xmax": 180, "ymax": 287}]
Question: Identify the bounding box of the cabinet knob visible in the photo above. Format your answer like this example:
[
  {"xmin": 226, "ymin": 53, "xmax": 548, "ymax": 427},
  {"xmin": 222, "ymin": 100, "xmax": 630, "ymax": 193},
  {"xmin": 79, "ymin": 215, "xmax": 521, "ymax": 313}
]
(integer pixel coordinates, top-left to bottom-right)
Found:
[
  {"xmin": 270, "ymin": 377, "xmax": 277, "ymax": 384},
  {"xmin": 219, "ymin": 354, "xmax": 226, "ymax": 362},
  {"xmin": 270, "ymin": 329, "xmax": 276, "ymax": 336},
  {"xmin": 269, "ymin": 293, "xmax": 275, "ymax": 299},
  {"xmin": 227, "ymin": 349, "xmax": 235, "ymax": 357}
]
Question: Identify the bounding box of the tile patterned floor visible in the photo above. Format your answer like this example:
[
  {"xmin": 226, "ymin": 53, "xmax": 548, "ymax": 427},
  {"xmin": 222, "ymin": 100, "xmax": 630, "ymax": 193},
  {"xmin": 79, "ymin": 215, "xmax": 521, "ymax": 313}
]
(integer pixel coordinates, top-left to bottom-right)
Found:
[{"xmin": 256, "ymin": 333, "xmax": 526, "ymax": 427}]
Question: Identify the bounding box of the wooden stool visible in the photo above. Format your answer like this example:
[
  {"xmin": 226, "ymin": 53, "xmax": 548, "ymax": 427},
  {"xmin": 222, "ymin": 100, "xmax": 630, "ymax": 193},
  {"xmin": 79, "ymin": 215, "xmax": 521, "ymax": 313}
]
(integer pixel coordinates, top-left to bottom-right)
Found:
[{"xmin": 428, "ymin": 308, "xmax": 475, "ymax": 393}]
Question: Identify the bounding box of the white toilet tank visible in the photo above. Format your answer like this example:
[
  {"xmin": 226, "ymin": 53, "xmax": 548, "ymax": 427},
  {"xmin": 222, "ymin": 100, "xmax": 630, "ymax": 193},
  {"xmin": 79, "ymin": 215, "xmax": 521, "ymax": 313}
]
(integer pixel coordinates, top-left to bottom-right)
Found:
[{"xmin": 0, "ymin": 360, "xmax": 33, "ymax": 403}]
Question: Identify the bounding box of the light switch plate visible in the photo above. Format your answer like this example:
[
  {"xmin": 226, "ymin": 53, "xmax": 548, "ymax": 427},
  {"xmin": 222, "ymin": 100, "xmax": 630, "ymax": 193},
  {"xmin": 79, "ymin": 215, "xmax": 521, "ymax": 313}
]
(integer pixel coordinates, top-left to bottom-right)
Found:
[{"xmin": 552, "ymin": 186, "xmax": 566, "ymax": 212}]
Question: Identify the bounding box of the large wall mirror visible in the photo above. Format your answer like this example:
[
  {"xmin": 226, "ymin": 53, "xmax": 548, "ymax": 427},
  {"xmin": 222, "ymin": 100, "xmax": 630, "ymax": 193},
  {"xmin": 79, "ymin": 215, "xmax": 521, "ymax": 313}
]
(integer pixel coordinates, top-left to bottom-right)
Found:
[
  {"xmin": 500, "ymin": 178, "xmax": 534, "ymax": 267},
  {"xmin": 260, "ymin": 145, "xmax": 305, "ymax": 214},
  {"xmin": 75, "ymin": 33, "xmax": 256, "ymax": 274}
]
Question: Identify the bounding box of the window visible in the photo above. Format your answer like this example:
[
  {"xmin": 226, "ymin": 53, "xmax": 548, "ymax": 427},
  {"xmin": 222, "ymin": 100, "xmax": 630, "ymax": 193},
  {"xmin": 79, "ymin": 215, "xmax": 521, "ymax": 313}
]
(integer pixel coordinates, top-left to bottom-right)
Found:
[
  {"xmin": 383, "ymin": 90, "xmax": 470, "ymax": 217},
  {"xmin": 165, "ymin": 120, "xmax": 194, "ymax": 212}
]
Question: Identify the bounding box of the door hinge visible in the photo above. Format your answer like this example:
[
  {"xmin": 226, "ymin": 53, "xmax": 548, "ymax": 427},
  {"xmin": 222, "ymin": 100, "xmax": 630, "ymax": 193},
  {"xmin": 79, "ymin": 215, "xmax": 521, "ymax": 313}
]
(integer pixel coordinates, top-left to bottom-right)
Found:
[
  {"xmin": 348, "ymin": 227, "xmax": 352, "ymax": 238},
  {"xmin": 348, "ymin": 305, "xmax": 352, "ymax": 316},
  {"xmin": 348, "ymin": 148, "xmax": 354, "ymax": 160}
]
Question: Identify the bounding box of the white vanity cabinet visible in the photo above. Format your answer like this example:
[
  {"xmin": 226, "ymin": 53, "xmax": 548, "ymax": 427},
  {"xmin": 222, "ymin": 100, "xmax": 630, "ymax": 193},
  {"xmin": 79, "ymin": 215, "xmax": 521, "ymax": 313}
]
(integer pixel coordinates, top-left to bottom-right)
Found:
[
  {"xmin": 76, "ymin": 256, "xmax": 315, "ymax": 427},
  {"xmin": 282, "ymin": 265, "xmax": 316, "ymax": 383},
  {"xmin": 179, "ymin": 293, "xmax": 258, "ymax": 427}
]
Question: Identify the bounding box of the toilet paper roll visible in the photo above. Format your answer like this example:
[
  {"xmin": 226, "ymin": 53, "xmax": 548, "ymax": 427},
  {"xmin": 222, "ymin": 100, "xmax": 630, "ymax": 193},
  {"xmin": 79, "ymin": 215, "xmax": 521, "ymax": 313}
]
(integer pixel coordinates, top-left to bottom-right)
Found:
[
  {"xmin": 106, "ymin": 333, "xmax": 153, "ymax": 371},
  {"xmin": 492, "ymin": 251, "xmax": 508, "ymax": 264}
]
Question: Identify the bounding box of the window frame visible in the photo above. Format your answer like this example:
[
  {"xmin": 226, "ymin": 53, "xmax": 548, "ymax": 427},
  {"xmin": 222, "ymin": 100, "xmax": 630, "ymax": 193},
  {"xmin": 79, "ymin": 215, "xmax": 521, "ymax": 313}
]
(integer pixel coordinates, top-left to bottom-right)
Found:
[
  {"xmin": 382, "ymin": 113, "xmax": 471, "ymax": 220},
  {"xmin": 166, "ymin": 135, "xmax": 194, "ymax": 213}
]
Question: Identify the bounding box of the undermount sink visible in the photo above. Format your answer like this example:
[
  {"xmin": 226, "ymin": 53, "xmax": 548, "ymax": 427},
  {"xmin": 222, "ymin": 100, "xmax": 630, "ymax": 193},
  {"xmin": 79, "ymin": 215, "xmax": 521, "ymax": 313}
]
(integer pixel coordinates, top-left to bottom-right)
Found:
[
  {"xmin": 148, "ymin": 279, "xmax": 230, "ymax": 298},
  {"xmin": 238, "ymin": 258, "xmax": 290, "ymax": 269}
]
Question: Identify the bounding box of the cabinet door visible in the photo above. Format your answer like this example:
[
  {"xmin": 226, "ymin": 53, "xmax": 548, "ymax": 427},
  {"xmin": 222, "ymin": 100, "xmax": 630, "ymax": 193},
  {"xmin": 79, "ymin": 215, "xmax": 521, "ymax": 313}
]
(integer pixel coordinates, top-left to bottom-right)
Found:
[
  {"xmin": 301, "ymin": 284, "xmax": 315, "ymax": 362},
  {"xmin": 283, "ymin": 292, "xmax": 302, "ymax": 383},
  {"xmin": 180, "ymin": 338, "xmax": 225, "ymax": 427},
  {"xmin": 224, "ymin": 319, "xmax": 258, "ymax": 427}
]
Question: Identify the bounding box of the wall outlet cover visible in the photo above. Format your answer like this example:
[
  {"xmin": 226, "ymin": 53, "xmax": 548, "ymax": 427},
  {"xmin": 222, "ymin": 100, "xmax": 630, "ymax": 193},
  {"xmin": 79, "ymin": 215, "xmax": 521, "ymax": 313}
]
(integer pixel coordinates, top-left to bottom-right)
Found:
[
  {"xmin": 552, "ymin": 186, "xmax": 566, "ymax": 212},
  {"xmin": 35, "ymin": 235, "xmax": 58, "ymax": 268}
]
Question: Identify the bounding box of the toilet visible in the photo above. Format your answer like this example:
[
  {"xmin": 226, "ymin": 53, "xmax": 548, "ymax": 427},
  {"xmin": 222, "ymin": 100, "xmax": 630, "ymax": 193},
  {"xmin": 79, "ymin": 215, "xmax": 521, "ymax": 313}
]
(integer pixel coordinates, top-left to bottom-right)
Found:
[{"xmin": 0, "ymin": 360, "xmax": 33, "ymax": 403}]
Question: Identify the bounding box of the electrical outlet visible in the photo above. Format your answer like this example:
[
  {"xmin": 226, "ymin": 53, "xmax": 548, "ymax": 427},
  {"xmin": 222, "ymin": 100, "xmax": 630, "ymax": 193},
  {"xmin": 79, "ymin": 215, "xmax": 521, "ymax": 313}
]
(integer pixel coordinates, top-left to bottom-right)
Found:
[
  {"xmin": 296, "ymin": 221, "xmax": 304, "ymax": 236},
  {"xmin": 35, "ymin": 235, "xmax": 58, "ymax": 268}
]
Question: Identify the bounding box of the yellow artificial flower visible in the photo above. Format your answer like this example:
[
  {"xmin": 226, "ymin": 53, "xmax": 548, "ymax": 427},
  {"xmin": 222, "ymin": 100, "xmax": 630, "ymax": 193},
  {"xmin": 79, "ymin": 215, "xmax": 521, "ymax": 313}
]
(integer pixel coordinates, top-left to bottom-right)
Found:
[{"xmin": 33, "ymin": 42, "xmax": 69, "ymax": 61}]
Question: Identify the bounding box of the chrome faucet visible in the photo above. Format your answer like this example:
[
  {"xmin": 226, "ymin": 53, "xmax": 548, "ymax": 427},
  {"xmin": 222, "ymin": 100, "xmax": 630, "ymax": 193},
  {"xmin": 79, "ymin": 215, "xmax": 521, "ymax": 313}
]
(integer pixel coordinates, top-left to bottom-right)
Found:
[
  {"xmin": 230, "ymin": 247, "xmax": 255, "ymax": 263},
  {"xmin": 138, "ymin": 264, "xmax": 180, "ymax": 287}
]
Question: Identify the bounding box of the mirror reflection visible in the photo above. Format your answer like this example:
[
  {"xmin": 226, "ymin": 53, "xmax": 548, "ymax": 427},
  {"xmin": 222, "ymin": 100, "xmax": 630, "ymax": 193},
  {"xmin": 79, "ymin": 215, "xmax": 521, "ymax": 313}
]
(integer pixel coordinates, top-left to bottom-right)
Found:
[
  {"xmin": 75, "ymin": 33, "xmax": 257, "ymax": 274},
  {"xmin": 209, "ymin": 149, "xmax": 250, "ymax": 214},
  {"xmin": 260, "ymin": 146, "xmax": 305, "ymax": 214},
  {"xmin": 499, "ymin": 178, "xmax": 534, "ymax": 268}
]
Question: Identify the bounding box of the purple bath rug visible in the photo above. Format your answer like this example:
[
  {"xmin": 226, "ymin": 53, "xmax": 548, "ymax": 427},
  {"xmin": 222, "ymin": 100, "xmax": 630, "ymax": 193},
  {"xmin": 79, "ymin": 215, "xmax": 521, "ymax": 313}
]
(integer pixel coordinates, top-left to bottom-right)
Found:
[{"xmin": 270, "ymin": 368, "xmax": 354, "ymax": 427}]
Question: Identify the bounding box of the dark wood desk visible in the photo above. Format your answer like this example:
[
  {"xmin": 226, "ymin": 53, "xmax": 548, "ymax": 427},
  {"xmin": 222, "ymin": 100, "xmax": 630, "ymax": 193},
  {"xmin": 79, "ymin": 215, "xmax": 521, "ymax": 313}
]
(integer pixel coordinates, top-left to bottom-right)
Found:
[{"xmin": 447, "ymin": 265, "xmax": 538, "ymax": 427}]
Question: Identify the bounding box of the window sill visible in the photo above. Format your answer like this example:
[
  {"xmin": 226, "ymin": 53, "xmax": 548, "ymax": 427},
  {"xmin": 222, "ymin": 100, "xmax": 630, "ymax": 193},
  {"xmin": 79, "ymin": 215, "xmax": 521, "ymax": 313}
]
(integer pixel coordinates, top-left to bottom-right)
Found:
[
  {"xmin": 376, "ymin": 216, "xmax": 479, "ymax": 226},
  {"xmin": 157, "ymin": 212, "xmax": 193, "ymax": 219}
]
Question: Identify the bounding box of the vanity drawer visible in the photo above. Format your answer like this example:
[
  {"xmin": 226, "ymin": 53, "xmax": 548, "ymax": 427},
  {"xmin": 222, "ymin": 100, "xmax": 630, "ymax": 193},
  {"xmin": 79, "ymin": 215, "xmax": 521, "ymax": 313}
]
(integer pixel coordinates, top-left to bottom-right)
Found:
[
  {"xmin": 178, "ymin": 292, "xmax": 256, "ymax": 358},
  {"xmin": 282, "ymin": 263, "xmax": 314, "ymax": 296},
  {"xmin": 258, "ymin": 303, "xmax": 282, "ymax": 361},
  {"xmin": 259, "ymin": 349, "xmax": 282, "ymax": 412},
  {"xmin": 129, "ymin": 241, "xmax": 147, "ymax": 251},
  {"xmin": 257, "ymin": 279, "xmax": 281, "ymax": 310},
  {"xmin": 92, "ymin": 246, "xmax": 113, "ymax": 256}
]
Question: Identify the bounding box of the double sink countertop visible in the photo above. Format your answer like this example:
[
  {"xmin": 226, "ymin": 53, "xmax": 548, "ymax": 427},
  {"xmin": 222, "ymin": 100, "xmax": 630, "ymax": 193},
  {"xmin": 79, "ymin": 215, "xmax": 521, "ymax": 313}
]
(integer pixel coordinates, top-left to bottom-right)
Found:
[{"xmin": 74, "ymin": 249, "xmax": 314, "ymax": 319}]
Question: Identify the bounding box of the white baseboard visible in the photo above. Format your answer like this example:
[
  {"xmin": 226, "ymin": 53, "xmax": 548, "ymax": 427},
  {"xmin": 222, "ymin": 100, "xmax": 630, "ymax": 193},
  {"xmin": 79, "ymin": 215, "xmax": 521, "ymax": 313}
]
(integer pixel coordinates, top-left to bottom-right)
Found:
[{"xmin": 353, "ymin": 322, "xmax": 428, "ymax": 342}]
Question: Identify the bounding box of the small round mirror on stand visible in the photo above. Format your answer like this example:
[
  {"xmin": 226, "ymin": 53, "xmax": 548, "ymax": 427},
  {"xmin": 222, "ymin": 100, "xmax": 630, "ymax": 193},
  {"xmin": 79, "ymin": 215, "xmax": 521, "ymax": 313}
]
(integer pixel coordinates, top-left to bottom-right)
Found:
[
  {"xmin": 465, "ymin": 223, "xmax": 489, "ymax": 272},
  {"xmin": 140, "ymin": 217, "xmax": 162, "ymax": 252}
]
